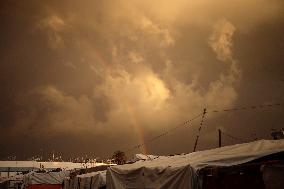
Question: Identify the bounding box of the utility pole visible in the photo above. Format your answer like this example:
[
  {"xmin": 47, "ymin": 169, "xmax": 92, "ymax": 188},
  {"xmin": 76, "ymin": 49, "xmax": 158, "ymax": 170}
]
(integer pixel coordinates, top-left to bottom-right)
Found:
[
  {"xmin": 218, "ymin": 129, "xmax": 222, "ymax": 148},
  {"xmin": 193, "ymin": 108, "xmax": 207, "ymax": 152},
  {"xmin": 193, "ymin": 135, "xmax": 199, "ymax": 152}
]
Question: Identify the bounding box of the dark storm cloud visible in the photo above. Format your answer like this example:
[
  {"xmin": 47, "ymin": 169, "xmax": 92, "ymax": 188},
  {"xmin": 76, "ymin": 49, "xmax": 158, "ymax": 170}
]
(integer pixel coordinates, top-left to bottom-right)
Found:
[{"xmin": 0, "ymin": 0, "xmax": 284, "ymax": 159}]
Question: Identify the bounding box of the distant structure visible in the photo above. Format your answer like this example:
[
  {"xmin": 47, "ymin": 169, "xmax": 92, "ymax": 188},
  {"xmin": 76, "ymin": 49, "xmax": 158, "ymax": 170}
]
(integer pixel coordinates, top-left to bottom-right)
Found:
[{"xmin": 271, "ymin": 128, "xmax": 284, "ymax": 140}]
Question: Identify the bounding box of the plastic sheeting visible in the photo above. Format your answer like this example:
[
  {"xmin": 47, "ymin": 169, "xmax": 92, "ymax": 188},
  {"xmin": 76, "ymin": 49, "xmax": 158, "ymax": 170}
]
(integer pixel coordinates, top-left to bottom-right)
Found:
[
  {"xmin": 107, "ymin": 165, "xmax": 197, "ymax": 189},
  {"xmin": 107, "ymin": 139, "xmax": 284, "ymax": 189},
  {"xmin": 0, "ymin": 161, "xmax": 108, "ymax": 171},
  {"xmin": 64, "ymin": 171, "xmax": 106, "ymax": 189},
  {"xmin": 23, "ymin": 171, "xmax": 70, "ymax": 185},
  {"xmin": 0, "ymin": 174, "xmax": 24, "ymax": 184},
  {"xmin": 129, "ymin": 154, "xmax": 159, "ymax": 162},
  {"xmin": 0, "ymin": 174, "xmax": 23, "ymax": 189}
]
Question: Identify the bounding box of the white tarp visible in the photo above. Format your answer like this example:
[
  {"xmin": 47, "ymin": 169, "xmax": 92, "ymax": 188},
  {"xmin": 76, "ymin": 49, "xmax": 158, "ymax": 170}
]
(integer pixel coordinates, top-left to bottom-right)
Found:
[
  {"xmin": 107, "ymin": 139, "xmax": 284, "ymax": 189},
  {"xmin": 23, "ymin": 171, "xmax": 70, "ymax": 185},
  {"xmin": 0, "ymin": 161, "xmax": 109, "ymax": 171},
  {"xmin": 64, "ymin": 171, "xmax": 106, "ymax": 189},
  {"xmin": 0, "ymin": 174, "xmax": 24, "ymax": 184},
  {"xmin": 129, "ymin": 154, "xmax": 159, "ymax": 163},
  {"xmin": 107, "ymin": 165, "xmax": 197, "ymax": 189}
]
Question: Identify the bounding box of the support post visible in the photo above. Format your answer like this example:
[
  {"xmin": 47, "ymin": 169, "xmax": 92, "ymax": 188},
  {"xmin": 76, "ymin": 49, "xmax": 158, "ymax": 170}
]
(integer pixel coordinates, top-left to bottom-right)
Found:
[
  {"xmin": 218, "ymin": 129, "xmax": 222, "ymax": 148},
  {"xmin": 193, "ymin": 136, "xmax": 199, "ymax": 152}
]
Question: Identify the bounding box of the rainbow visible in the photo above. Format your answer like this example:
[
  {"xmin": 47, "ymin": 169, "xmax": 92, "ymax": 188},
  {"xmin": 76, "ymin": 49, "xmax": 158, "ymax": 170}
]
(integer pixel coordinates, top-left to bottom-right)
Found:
[{"xmin": 92, "ymin": 48, "xmax": 147, "ymax": 154}]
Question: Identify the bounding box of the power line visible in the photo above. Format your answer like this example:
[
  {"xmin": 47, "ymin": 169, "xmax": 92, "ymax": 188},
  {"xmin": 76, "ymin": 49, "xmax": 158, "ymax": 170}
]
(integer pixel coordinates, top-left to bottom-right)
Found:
[
  {"xmin": 125, "ymin": 112, "xmax": 203, "ymax": 153},
  {"xmin": 123, "ymin": 101, "xmax": 284, "ymax": 154},
  {"xmin": 209, "ymin": 102, "xmax": 284, "ymax": 113},
  {"xmin": 220, "ymin": 130, "xmax": 247, "ymax": 143}
]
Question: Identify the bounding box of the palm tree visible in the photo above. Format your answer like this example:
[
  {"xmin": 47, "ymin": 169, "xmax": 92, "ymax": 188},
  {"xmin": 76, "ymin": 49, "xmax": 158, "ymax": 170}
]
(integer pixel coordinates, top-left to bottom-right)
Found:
[{"xmin": 112, "ymin": 150, "xmax": 127, "ymax": 165}]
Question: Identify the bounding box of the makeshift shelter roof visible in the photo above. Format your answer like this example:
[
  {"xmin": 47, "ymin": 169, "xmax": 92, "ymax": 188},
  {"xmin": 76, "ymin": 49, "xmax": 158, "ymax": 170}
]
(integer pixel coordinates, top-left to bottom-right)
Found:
[
  {"xmin": 76, "ymin": 171, "xmax": 106, "ymax": 178},
  {"xmin": 115, "ymin": 139, "xmax": 284, "ymax": 170},
  {"xmin": 0, "ymin": 161, "xmax": 108, "ymax": 171},
  {"xmin": 107, "ymin": 139, "xmax": 284, "ymax": 189},
  {"xmin": 23, "ymin": 171, "xmax": 70, "ymax": 185},
  {"xmin": 0, "ymin": 174, "xmax": 24, "ymax": 184},
  {"xmin": 64, "ymin": 171, "xmax": 106, "ymax": 189},
  {"xmin": 77, "ymin": 171, "xmax": 106, "ymax": 189},
  {"xmin": 129, "ymin": 154, "xmax": 159, "ymax": 162}
]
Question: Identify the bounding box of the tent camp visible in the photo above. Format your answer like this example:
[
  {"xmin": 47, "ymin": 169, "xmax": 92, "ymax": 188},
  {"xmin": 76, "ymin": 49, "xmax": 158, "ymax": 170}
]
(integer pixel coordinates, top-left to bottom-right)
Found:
[
  {"xmin": 107, "ymin": 139, "xmax": 284, "ymax": 189},
  {"xmin": 0, "ymin": 161, "xmax": 107, "ymax": 179},
  {"xmin": 64, "ymin": 171, "xmax": 106, "ymax": 189},
  {"xmin": 22, "ymin": 171, "xmax": 70, "ymax": 189}
]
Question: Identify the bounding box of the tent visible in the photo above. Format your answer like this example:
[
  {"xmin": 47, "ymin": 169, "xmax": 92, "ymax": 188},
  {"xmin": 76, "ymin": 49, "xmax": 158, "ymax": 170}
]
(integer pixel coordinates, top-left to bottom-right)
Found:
[
  {"xmin": 107, "ymin": 139, "xmax": 284, "ymax": 189},
  {"xmin": 64, "ymin": 171, "xmax": 106, "ymax": 189},
  {"xmin": 22, "ymin": 171, "xmax": 70, "ymax": 189},
  {"xmin": 0, "ymin": 174, "xmax": 23, "ymax": 189}
]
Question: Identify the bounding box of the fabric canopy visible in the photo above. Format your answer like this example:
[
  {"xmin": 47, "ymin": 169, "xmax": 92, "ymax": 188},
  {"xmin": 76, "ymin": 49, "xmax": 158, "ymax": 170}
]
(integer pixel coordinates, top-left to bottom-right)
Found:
[
  {"xmin": 23, "ymin": 171, "xmax": 70, "ymax": 185},
  {"xmin": 107, "ymin": 139, "xmax": 284, "ymax": 189},
  {"xmin": 64, "ymin": 171, "xmax": 106, "ymax": 189},
  {"xmin": 129, "ymin": 154, "xmax": 159, "ymax": 162}
]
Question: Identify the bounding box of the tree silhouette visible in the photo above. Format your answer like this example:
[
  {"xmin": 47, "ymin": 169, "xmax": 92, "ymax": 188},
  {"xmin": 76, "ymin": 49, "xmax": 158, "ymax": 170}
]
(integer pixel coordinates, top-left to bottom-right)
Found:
[{"xmin": 112, "ymin": 150, "xmax": 127, "ymax": 165}]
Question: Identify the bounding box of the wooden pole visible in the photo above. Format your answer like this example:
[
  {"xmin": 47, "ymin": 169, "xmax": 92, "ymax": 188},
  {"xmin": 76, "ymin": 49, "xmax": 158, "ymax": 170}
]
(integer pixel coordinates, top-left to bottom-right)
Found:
[
  {"xmin": 193, "ymin": 135, "xmax": 200, "ymax": 152},
  {"xmin": 218, "ymin": 129, "xmax": 222, "ymax": 148},
  {"xmin": 193, "ymin": 108, "xmax": 207, "ymax": 152}
]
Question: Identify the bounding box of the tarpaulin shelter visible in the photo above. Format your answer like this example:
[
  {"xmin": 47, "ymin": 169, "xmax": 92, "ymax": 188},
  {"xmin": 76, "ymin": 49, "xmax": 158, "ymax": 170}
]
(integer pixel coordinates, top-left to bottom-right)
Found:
[
  {"xmin": 69, "ymin": 166, "xmax": 109, "ymax": 178},
  {"xmin": 0, "ymin": 161, "xmax": 106, "ymax": 173},
  {"xmin": 0, "ymin": 174, "xmax": 23, "ymax": 189},
  {"xmin": 107, "ymin": 139, "xmax": 284, "ymax": 189},
  {"xmin": 64, "ymin": 171, "xmax": 106, "ymax": 189},
  {"xmin": 22, "ymin": 171, "xmax": 69, "ymax": 189}
]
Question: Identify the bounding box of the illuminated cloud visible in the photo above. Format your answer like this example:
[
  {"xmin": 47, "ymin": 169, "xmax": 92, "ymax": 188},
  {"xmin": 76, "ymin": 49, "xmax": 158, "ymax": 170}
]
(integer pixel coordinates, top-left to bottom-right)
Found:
[
  {"xmin": 140, "ymin": 17, "xmax": 175, "ymax": 47},
  {"xmin": 209, "ymin": 19, "xmax": 236, "ymax": 62},
  {"xmin": 37, "ymin": 15, "xmax": 66, "ymax": 50}
]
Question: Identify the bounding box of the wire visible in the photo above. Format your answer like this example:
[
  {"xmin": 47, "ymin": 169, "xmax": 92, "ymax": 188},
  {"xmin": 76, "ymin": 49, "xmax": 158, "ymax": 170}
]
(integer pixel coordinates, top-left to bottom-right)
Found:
[
  {"xmin": 220, "ymin": 130, "xmax": 247, "ymax": 143},
  {"xmin": 123, "ymin": 101, "xmax": 284, "ymax": 154},
  {"xmin": 125, "ymin": 112, "xmax": 203, "ymax": 153},
  {"xmin": 209, "ymin": 102, "xmax": 284, "ymax": 113}
]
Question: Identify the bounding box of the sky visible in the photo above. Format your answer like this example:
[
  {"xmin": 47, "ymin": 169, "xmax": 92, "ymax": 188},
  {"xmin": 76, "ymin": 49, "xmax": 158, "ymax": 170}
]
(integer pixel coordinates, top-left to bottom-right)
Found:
[{"xmin": 0, "ymin": 0, "xmax": 284, "ymax": 160}]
